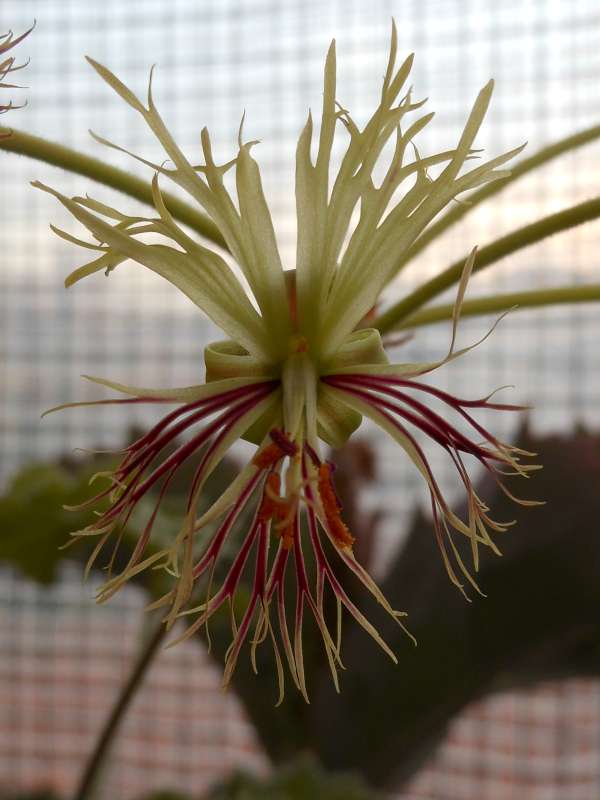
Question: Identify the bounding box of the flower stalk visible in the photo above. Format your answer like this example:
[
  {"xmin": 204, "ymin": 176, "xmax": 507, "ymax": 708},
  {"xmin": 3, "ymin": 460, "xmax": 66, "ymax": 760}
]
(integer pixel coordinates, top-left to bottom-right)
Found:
[
  {"xmin": 393, "ymin": 284, "xmax": 600, "ymax": 329},
  {"xmin": 73, "ymin": 619, "xmax": 168, "ymax": 800},
  {"xmin": 389, "ymin": 122, "xmax": 600, "ymax": 274},
  {"xmin": 374, "ymin": 197, "xmax": 600, "ymax": 333},
  {"xmin": 0, "ymin": 126, "xmax": 224, "ymax": 245}
]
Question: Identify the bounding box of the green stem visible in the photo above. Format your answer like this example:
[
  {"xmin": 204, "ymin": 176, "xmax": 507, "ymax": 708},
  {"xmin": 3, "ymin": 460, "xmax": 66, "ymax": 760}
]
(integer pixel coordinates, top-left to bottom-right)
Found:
[
  {"xmin": 374, "ymin": 196, "xmax": 600, "ymax": 334},
  {"xmin": 0, "ymin": 126, "xmax": 226, "ymax": 249},
  {"xmin": 73, "ymin": 619, "xmax": 167, "ymax": 800},
  {"xmin": 388, "ymin": 123, "xmax": 600, "ymax": 277},
  {"xmin": 394, "ymin": 284, "xmax": 600, "ymax": 329}
]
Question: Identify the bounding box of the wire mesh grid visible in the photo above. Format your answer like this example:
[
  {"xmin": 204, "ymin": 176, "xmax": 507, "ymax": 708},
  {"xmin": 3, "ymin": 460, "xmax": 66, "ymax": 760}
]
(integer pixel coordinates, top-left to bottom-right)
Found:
[
  {"xmin": 402, "ymin": 678, "xmax": 600, "ymax": 800},
  {"xmin": 0, "ymin": 564, "xmax": 267, "ymax": 799},
  {"xmin": 1, "ymin": 0, "xmax": 600, "ymax": 797}
]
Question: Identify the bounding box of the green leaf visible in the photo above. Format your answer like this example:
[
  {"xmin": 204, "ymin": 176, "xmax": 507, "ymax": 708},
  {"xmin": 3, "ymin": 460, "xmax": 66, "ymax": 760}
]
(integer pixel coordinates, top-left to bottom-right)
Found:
[
  {"xmin": 0, "ymin": 461, "xmax": 113, "ymax": 584},
  {"xmin": 206, "ymin": 755, "xmax": 380, "ymax": 800}
]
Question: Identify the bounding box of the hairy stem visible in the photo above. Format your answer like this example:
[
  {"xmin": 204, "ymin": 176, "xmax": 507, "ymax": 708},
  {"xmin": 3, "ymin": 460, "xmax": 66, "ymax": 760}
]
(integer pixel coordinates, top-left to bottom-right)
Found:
[
  {"xmin": 387, "ymin": 123, "xmax": 600, "ymax": 279},
  {"xmin": 374, "ymin": 197, "xmax": 600, "ymax": 333},
  {"xmin": 0, "ymin": 127, "xmax": 226, "ymax": 248},
  {"xmin": 73, "ymin": 619, "xmax": 167, "ymax": 800},
  {"xmin": 393, "ymin": 284, "xmax": 600, "ymax": 329}
]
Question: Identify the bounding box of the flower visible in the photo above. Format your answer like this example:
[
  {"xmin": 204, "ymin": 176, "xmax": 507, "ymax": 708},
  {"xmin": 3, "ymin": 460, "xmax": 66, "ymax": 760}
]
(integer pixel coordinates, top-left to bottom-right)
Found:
[
  {"xmin": 38, "ymin": 23, "xmax": 540, "ymax": 701},
  {"xmin": 1, "ymin": 23, "xmax": 34, "ymax": 133}
]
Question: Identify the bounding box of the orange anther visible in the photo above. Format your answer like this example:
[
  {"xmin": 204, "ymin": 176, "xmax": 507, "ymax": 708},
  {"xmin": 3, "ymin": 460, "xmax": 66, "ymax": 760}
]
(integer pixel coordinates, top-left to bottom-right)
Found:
[
  {"xmin": 281, "ymin": 532, "xmax": 295, "ymax": 551},
  {"xmin": 252, "ymin": 442, "xmax": 286, "ymax": 470},
  {"xmin": 317, "ymin": 463, "xmax": 341, "ymax": 514},
  {"xmin": 274, "ymin": 518, "xmax": 295, "ymax": 550},
  {"xmin": 318, "ymin": 462, "xmax": 355, "ymax": 549},
  {"xmin": 258, "ymin": 473, "xmax": 282, "ymax": 522},
  {"xmin": 252, "ymin": 432, "xmax": 297, "ymax": 470},
  {"xmin": 327, "ymin": 515, "xmax": 355, "ymax": 549}
]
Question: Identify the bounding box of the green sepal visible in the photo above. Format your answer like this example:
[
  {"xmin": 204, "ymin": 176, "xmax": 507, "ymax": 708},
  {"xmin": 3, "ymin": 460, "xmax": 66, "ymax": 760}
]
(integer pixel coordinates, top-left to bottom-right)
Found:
[
  {"xmin": 243, "ymin": 401, "xmax": 281, "ymax": 446},
  {"xmin": 204, "ymin": 339, "xmax": 276, "ymax": 383},
  {"xmin": 322, "ymin": 328, "xmax": 389, "ymax": 372},
  {"xmin": 317, "ymin": 383, "xmax": 362, "ymax": 447},
  {"xmin": 315, "ymin": 329, "xmax": 388, "ymax": 446},
  {"xmin": 204, "ymin": 340, "xmax": 280, "ymax": 445}
]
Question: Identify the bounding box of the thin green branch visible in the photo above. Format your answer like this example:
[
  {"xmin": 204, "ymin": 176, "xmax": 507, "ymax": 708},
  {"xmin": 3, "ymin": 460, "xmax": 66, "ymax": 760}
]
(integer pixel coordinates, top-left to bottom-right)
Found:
[
  {"xmin": 73, "ymin": 619, "xmax": 167, "ymax": 800},
  {"xmin": 394, "ymin": 284, "xmax": 600, "ymax": 329},
  {"xmin": 388, "ymin": 123, "xmax": 600, "ymax": 277},
  {"xmin": 0, "ymin": 126, "xmax": 226, "ymax": 248},
  {"xmin": 374, "ymin": 197, "xmax": 600, "ymax": 334}
]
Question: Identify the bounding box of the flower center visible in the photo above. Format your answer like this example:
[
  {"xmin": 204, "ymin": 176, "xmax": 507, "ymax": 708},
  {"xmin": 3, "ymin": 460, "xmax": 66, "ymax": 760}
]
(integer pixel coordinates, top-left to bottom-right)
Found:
[{"xmin": 203, "ymin": 327, "xmax": 390, "ymax": 448}]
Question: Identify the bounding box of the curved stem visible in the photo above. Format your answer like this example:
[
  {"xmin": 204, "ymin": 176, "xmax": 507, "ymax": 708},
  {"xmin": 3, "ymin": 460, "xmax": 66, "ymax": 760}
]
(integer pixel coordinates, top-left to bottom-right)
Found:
[
  {"xmin": 374, "ymin": 196, "xmax": 600, "ymax": 333},
  {"xmin": 392, "ymin": 284, "xmax": 600, "ymax": 330},
  {"xmin": 73, "ymin": 619, "xmax": 168, "ymax": 800},
  {"xmin": 0, "ymin": 126, "xmax": 226, "ymax": 249},
  {"xmin": 388, "ymin": 123, "xmax": 600, "ymax": 278}
]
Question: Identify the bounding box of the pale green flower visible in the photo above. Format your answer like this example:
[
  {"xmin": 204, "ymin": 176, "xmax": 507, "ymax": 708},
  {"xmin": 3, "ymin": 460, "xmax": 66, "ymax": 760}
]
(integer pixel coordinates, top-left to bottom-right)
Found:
[
  {"xmin": 38, "ymin": 23, "xmax": 539, "ymax": 701},
  {"xmin": 1, "ymin": 23, "xmax": 34, "ymax": 134}
]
